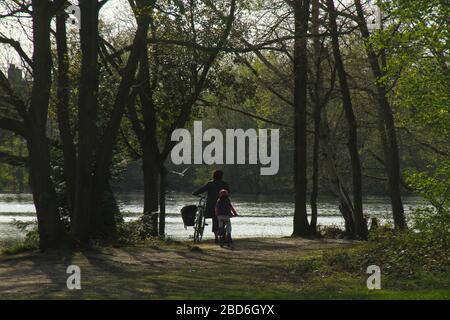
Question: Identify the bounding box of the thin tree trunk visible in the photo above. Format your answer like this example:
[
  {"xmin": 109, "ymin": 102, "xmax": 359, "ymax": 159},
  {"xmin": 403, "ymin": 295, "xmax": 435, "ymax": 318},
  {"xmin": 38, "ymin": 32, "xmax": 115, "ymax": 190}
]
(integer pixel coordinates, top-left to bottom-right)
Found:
[
  {"xmin": 138, "ymin": 44, "xmax": 160, "ymax": 236},
  {"xmin": 320, "ymin": 108, "xmax": 355, "ymax": 236},
  {"xmin": 9, "ymin": 137, "xmax": 17, "ymax": 193},
  {"xmin": 158, "ymin": 166, "xmax": 167, "ymax": 237},
  {"xmin": 127, "ymin": 96, "xmax": 159, "ymax": 236},
  {"xmin": 309, "ymin": 0, "xmax": 321, "ymax": 234},
  {"xmin": 293, "ymin": 0, "xmax": 311, "ymax": 236},
  {"xmin": 17, "ymin": 142, "xmax": 25, "ymax": 193},
  {"xmin": 327, "ymin": 0, "xmax": 367, "ymax": 240},
  {"xmin": 354, "ymin": 0, "xmax": 406, "ymax": 229},
  {"xmin": 310, "ymin": 133, "xmax": 319, "ymax": 233},
  {"xmin": 142, "ymin": 150, "xmax": 159, "ymax": 235}
]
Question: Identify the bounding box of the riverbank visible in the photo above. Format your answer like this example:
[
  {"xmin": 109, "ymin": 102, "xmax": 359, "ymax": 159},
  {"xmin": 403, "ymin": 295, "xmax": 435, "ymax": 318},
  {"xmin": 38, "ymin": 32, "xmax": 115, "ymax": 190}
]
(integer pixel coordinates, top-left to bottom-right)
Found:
[
  {"xmin": 0, "ymin": 237, "xmax": 448, "ymax": 299},
  {"xmin": 0, "ymin": 193, "xmax": 428, "ymax": 240}
]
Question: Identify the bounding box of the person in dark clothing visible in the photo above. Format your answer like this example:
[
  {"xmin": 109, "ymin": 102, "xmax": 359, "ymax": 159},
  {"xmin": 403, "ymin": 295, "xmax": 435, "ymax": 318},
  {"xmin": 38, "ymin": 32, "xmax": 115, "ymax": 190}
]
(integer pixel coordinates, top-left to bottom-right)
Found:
[{"xmin": 192, "ymin": 170, "xmax": 230, "ymax": 243}]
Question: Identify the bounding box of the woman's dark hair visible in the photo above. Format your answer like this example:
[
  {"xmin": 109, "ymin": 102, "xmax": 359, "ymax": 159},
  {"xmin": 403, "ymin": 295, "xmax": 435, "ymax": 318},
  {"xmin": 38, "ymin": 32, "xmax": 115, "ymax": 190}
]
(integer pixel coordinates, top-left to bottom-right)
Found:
[{"xmin": 213, "ymin": 170, "xmax": 223, "ymax": 180}]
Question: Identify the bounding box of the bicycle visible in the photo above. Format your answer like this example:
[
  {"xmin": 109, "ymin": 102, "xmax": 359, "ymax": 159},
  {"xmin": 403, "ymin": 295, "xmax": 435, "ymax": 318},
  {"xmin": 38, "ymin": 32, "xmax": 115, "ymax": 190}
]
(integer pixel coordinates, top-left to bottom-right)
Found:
[{"xmin": 193, "ymin": 195, "xmax": 207, "ymax": 243}]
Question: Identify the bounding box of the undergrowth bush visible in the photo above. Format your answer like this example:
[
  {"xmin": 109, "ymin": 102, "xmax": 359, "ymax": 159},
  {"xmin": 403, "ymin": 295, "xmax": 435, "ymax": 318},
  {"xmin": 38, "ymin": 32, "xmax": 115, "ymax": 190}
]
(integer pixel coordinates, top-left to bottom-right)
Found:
[
  {"xmin": 116, "ymin": 217, "xmax": 181, "ymax": 246},
  {"xmin": 317, "ymin": 225, "xmax": 347, "ymax": 239},
  {"xmin": 116, "ymin": 220, "xmax": 145, "ymax": 244},
  {"xmin": 1, "ymin": 216, "xmax": 179, "ymax": 253},
  {"xmin": 320, "ymin": 206, "xmax": 449, "ymax": 278},
  {"xmin": 1, "ymin": 220, "xmax": 39, "ymax": 255}
]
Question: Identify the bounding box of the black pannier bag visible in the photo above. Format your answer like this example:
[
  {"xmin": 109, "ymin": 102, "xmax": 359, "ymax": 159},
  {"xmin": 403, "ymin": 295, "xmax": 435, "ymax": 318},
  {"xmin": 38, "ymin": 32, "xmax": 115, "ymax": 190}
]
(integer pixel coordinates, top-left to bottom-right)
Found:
[{"xmin": 181, "ymin": 205, "xmax": 197, "ymax": 226}]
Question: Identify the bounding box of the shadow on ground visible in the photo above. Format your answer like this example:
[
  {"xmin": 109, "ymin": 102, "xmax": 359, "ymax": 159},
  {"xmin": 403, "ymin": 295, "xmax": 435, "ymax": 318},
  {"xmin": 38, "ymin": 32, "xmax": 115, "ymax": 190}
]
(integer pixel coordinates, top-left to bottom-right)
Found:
[{"xmin": 0, "ymin": 237, "xmax": 358, "ymax": 299}]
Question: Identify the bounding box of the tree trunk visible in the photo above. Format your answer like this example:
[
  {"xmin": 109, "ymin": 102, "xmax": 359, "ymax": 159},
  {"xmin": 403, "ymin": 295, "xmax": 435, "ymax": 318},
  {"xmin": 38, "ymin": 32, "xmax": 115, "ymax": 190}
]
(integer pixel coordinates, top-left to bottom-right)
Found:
[
  {"xmin": 158, "ymin": 166, "xmax": 167, "ymax": 237},
  {"xmin": 292, "ymin": 0, "xmax": 311, "ymax": 236},
  {"xmin": 93, "ymin": 177, "xmax": 120, "ymax": 241},
  {"xmin": 73, "ymin": 0, "xmax": 101, "ymax": 244},
  {"xmin": 127, "ymin": 49, "xmax": 161, "ymax": 237},
  {"xmin": 310, "ymin": 136, "xmax": 319, "ymax": 234},
  {"xmin": 320, "ymin": 106, "xmax": 355, "ymax": 236},
  {"xmin": 73, "ymin": 0, "xmax": 152, "ymax": 243},
  {"xmin": 56, "ymin": 10, "xmax": 76, "ymax": 217},
  {"xmin": 16, "ymin": 143, "xmax": 25, "ymax": 193},
  {"xmin": 28, "ymin": 134, "xmax": 62, "ymax": 249},
  {"xmin": 91, "ymin": 3, "xmax": 152, "ymax": 240},
  {"xmin": 354, "ymin": 0, "xmax": 406, "ymax": 229},
  {"xmin": 28, "ymin": 0, "xmax": 62, "ymax": 249},
  {"xmin": 142, "ymin": 149, "xmax": 159, "ymax": 236},
  {"xmin": 309, "ymin": 0, "xmax": 321, "ymax": 234},
  {"xmin": 327, "ymin": 0, "xmax": 367, "ymax": 240}
]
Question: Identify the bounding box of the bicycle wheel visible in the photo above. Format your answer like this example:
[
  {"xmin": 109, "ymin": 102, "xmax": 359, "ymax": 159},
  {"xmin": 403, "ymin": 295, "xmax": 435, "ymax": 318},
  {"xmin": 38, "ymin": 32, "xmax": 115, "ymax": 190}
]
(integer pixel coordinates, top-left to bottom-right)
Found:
[
  {"xmin": 198, "ymin": 213, "xmax": 206, "ymax": 242},
  {"xmin": 193, "ymin": 225, "xmax": 200, "ymax": 243},
  {"xmin": 193, "ymin": 208, "xmax": 204, "ymax": 243}
]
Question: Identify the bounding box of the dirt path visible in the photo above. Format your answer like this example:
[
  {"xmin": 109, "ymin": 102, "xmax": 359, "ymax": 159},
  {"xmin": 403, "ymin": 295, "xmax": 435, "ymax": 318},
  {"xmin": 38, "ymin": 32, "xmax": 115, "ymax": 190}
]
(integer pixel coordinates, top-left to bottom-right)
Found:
[{"xmin": 0, "ymin": 238, "xmax": 358, "ymax": 299}]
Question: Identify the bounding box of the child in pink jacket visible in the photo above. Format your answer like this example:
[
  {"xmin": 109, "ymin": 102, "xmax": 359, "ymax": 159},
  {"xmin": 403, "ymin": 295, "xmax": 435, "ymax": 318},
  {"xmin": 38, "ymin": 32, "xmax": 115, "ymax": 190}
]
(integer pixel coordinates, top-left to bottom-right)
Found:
[{"xmin": 215, "ymin": 189, "xmax": 238, "ymax": 247}]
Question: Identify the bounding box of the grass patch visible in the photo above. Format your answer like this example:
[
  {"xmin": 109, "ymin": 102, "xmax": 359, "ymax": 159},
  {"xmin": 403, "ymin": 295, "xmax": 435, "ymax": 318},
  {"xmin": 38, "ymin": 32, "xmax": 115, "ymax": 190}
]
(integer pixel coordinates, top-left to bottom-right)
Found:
[
  {"xmin": 46, "ymin": 253, "xmax": 450, "ymax": 300},
  {"xmin": 0, "ymin": 238, "xmax": 38, "ymax": 255}
]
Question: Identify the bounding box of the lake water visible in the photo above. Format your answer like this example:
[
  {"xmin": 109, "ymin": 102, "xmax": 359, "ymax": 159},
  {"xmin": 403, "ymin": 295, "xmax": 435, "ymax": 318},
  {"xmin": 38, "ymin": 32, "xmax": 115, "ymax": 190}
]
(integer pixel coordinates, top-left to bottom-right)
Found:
[{"xmin": 0, "ymin": 192, "xmax": 426, "ymax": 240}]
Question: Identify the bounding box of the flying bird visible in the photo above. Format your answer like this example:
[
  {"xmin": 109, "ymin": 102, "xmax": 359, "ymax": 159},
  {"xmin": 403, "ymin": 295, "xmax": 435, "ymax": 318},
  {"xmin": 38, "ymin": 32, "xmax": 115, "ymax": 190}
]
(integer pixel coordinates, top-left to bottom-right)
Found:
[{"xmin": 169, "ymin": 167, "xmax": 189, "ymax": 177}]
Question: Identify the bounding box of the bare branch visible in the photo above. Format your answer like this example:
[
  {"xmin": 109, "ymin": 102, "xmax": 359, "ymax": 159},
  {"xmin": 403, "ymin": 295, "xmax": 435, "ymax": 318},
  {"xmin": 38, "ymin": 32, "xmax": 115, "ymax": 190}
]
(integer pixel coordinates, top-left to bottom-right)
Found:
[
  {"xmin": 0, "ymin": 116, "xmax": 27, "ymax": 137},
  {"xmin": 0, "ymin": 34, "xmax": 33, "ymax": 67},
  {"xmin": 0, "ymin": 151, "xmax": 28, "ymax": 166}
]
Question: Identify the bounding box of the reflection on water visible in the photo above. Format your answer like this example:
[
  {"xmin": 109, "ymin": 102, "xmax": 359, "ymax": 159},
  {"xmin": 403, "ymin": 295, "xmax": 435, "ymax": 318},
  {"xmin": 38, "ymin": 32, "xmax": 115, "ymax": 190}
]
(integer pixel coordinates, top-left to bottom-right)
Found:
[{"xmin": 0, "ymin": 192, "xmax": 427, "ymax": 240}]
